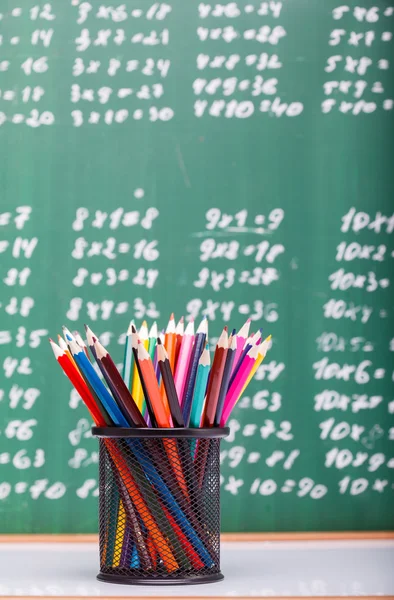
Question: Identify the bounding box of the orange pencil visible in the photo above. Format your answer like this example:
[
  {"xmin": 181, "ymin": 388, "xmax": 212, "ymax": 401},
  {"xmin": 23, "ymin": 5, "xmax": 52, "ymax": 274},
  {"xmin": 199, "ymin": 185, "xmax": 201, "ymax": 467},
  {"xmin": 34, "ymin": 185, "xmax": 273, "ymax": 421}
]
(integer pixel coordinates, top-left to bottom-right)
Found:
[
  {"xmin": 138, "ymin": 342, "xmax": 174, "ymax": 428},
  {"xmin": 138, "ymin": 341, "xmax": 189, "ymax": 500},
  {"xmin": 163, "ymin": 313, "xmax": 177, "ymax": 372},
  {"xmin": 174, "ymin": 316, "xmax": 184, "ymax": 368}
]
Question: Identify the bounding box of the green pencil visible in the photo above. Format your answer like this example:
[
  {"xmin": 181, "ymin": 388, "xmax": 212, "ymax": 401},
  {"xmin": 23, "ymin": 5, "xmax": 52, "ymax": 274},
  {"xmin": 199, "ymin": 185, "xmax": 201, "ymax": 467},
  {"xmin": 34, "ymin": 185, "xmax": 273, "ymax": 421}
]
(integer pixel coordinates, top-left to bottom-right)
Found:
[{"xmin": 148, "ymin": 321, "xmax": 158, "ymax": 362}]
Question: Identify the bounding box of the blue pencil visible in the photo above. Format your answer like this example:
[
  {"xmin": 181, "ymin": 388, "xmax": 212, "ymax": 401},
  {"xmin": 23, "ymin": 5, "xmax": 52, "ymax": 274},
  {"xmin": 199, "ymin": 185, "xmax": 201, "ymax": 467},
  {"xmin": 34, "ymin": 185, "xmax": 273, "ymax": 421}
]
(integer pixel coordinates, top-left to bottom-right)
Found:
[{"xmin": 182, "ymin": 316, "xmax": 208, "ymax": 425}]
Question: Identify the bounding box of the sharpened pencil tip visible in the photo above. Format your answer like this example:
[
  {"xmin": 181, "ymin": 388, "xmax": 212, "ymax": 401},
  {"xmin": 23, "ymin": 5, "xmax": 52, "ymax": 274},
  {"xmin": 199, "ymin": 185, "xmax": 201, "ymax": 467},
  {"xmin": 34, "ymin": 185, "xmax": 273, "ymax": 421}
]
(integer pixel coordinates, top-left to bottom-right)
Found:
[
  {"xmin": 170, "ymin": 312, "xmax": 174, "ymax": 320},
  {"xmin": 49, "ymin": 339, "xmax": 64, "ymax": 360},
  {"xmin": 68, "ymin": 338, "xmax": 82, "ymax": 356},
  {"xmin": 94, "ymin": 339, "xmax": 107, "ymax": 360},
  {"xmin": 137, "ymin": 340, "xmax": 150, "ymax": 360}
]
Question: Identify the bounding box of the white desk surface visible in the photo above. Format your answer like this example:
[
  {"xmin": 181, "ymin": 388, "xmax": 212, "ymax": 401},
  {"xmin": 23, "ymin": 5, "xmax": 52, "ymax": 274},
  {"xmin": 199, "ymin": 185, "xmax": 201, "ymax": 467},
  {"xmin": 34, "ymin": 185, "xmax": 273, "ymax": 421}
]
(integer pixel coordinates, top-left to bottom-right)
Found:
[{"xmin": 0, "ymin": 540, "xmax": 393, "ymax": 598}]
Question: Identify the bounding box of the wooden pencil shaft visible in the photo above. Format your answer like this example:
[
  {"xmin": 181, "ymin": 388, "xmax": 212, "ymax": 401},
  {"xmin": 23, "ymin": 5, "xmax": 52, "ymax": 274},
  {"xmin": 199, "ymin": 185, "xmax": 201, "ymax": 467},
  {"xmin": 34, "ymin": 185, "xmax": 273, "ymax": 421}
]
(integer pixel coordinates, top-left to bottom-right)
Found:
[
  {"xmin": 142, "ymin": 439, "xmax": 214, "ymax": 559},
  {"xmin": 104, "ymin": 439, "xmax": 179, "ymax": 572},
  {"xmin": 138, "ymin": 352, "xmax": 171, "ymax": 428},
  {"xmin": 122, "ymin": 335, "xmax": 134, "ymax": 389},
  {"xmin": 126, "ymin": 439, "xmax": 191, "ymax": 569},
  {"xmin": 131, "ymin": 346, "xmax": 158, "ymax": 427},
  {"xmin": 55, "ymin": 351, "xmax": 108, "ymax": 428},
  {"xmin": 214, "ymin": 348, "xmax": 236, "ymax": 427},
  {"xmin": 181, "ymin": 332, "xmax": 206, "ymax": 425},
  {"xmin": 161, "ymin": 503, "xmax": 204, "ymax": 570},
  {"xmin": 99, "ymin": 354, "xmax": 146, "ymax": 427},
  {"xmin": 158, "ymin": 358, "xmax": 184, "ymax": 427},
  {"xmin": 112, "ymin": 463, "xmax": 152, "ymax": 570},
  {"xmin": 137, "ymin": 347, "xmax": 195, "ymax": 505},
  {"xmin": 203, "ymin": 347, "xmax": 227, "ymax": 427}
]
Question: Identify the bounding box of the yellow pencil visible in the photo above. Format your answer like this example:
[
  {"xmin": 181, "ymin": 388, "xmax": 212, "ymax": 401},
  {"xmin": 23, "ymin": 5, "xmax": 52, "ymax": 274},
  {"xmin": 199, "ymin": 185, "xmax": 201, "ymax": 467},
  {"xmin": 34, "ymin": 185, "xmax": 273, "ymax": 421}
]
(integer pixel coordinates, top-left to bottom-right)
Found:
[
  {"xmin": 131, "ymin": 321, "xmax": 149, "ymax": 412},
  {"xmin": 239, "ymin": 335, "xmax": 272, "ymax": 397},
  {"xmin": 112, "ymin": 500, "xmax": 126, "ymax": 567}
]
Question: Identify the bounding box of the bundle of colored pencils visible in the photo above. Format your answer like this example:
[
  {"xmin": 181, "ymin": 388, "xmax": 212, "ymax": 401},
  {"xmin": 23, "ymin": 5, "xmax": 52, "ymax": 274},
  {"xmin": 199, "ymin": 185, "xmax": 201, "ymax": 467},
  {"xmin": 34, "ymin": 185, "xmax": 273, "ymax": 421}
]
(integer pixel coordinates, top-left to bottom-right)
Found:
[
  {"xmin": 50, "ymin": 315, "xmax": 271, "ymax": 574},
  {"xmin": 50, "ymin": 315, "xmax": 271, "ymax": 430}
]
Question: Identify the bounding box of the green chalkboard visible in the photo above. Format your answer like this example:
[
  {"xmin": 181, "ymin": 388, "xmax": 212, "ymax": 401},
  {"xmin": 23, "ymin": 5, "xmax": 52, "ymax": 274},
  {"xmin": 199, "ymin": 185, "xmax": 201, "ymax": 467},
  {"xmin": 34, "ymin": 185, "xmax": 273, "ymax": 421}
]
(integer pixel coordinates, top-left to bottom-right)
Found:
[{"xmin": 0, "ymin": 0, "xmax": 393, "ymax": 534}]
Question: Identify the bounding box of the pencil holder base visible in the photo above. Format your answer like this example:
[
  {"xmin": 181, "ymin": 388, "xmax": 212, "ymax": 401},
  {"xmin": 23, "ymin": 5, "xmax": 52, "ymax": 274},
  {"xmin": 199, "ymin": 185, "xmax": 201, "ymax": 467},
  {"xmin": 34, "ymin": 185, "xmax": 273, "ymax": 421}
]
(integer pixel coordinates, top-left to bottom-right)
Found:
[
  {"xmin": 94, "ymin": 428, "xmax": 229, "ymax": 585},
  {"xmin": 97, "ymin": 571, "xmax": 224, "ymax": 586}
]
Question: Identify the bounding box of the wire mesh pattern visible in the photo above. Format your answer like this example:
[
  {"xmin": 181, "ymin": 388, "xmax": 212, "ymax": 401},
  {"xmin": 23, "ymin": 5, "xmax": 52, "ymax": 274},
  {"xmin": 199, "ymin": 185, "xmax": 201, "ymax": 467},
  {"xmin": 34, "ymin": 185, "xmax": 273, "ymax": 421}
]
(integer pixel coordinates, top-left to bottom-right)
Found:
[{"xmin": 96, "ymin": 430, "xmax": 227, "ymax": 585}]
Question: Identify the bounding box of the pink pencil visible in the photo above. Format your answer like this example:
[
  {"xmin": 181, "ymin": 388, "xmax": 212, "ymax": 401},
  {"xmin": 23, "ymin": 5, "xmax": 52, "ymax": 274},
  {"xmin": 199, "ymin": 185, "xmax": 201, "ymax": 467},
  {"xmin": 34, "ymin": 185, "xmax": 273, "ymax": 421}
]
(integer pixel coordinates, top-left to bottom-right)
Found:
[
  {"xmin": 220, "ymin": 343, "xmax": 259, "ymax": 426},
  {"xmin": 173, "ymin": 319, "xmax": 194, "ymax": 402},
  {"xmin": 231, "ymin": 318, "xmax": 251, "ymax": 377}
]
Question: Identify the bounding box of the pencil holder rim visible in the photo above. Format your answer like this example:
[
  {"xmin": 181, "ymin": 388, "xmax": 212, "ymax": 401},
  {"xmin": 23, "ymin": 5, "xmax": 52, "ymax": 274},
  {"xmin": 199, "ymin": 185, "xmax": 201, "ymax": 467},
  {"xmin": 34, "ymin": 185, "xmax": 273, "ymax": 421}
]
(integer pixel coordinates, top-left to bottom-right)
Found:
[{"xmin": 92, "ymin": 426, "xmax": 229, "ymax": 439}]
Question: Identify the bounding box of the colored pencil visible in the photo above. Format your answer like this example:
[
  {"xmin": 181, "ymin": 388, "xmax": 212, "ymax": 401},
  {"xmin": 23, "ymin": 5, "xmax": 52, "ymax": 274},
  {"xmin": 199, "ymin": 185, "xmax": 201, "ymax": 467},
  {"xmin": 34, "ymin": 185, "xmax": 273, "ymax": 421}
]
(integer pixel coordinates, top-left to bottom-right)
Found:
[
  {"xmin": 73, "ymin": 331, "xmax": 90, "ymax": 360},
  {"xmin": 157, "ymin": 339, "xmax": 184, "ymax": 427},
  {"xmin": 189, "ymin": 344, "xmax": 210, "ymax": 428},
  {"xmin": 174, "ymin": 318, "xmax": 194, "ymax": 404},
  {"xmin": 130, "ymin": 326, "xmax": 158, "ymax": 427},
  {"xmin": 214, "ymin": 334, "xmax": 237, "ymax": 427},
  {"xmin": 163, "ymin": 313, "xmax": 177, "ymax": 372},
  {"xmin": 137, "ymin": 342, "xmax": 173, "ymax": 428},
  {"xmin": 62, "ymin": 325, "xmax": 75, "ymax": 342},
  {"xmin": 57, "ymin": 334, "xmax": 77, "ymax": 366},
  {"xmin": 240, "ymin": 335, "xmax": 272, "ymax": 396},
  {"xmin": 132, "ymin": 321, "xmax": 149, "ymax": 413},
  {"xmin": 228, "ymin": 329, "xmax": 261, "ymax": 388},
  {"xmin": 94, "ymin": 339, "xmax": 146, "ymax": 428},
  {"xmin": 201, "ymin": 327, "xmax": 228, "ymax": 427},
  {"xmin": 138, "ymin": 341, "xmax": 190, "ymax": 497},
  {"xmin": 174, "ymin": 316, "xmax": 184, "ymax": 367},
  {"xmin": 230, "ymin": 318, "xmax": 251, "ymax": 377},
  {"xmin": 182, "ymin": 316, "xmax": 208, "ymax": 425},
  {"xmin": 122, "ymin": 320, "xmax": 134, "ymax": 390},
  {"xmin": 148, "ymin": 322, "xmax": 158, "ymax": 362},
  {"xmin": 220, "ymin": 344, "xmax": 259, "ymax": 426},
  {"xmin": 113, "ymin": 469, "xmax": 151, "ymax": 570}
]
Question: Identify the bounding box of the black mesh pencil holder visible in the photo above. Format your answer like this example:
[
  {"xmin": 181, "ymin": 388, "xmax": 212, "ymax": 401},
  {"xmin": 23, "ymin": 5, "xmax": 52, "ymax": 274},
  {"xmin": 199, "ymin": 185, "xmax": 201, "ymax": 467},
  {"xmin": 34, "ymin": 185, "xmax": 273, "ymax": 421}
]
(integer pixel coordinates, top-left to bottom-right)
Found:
[{"xmin": 92, "ymin": 427, "xmax": 229, "ymax": 586}]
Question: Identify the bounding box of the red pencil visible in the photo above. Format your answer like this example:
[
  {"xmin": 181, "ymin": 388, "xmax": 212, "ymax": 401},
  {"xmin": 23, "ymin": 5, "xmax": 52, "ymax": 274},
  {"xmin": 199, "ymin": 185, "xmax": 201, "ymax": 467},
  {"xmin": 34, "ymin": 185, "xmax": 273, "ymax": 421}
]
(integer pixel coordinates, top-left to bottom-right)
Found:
[{"xmin": 49, "ymin": 339, "xmax": 106, "ymax": 427}]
